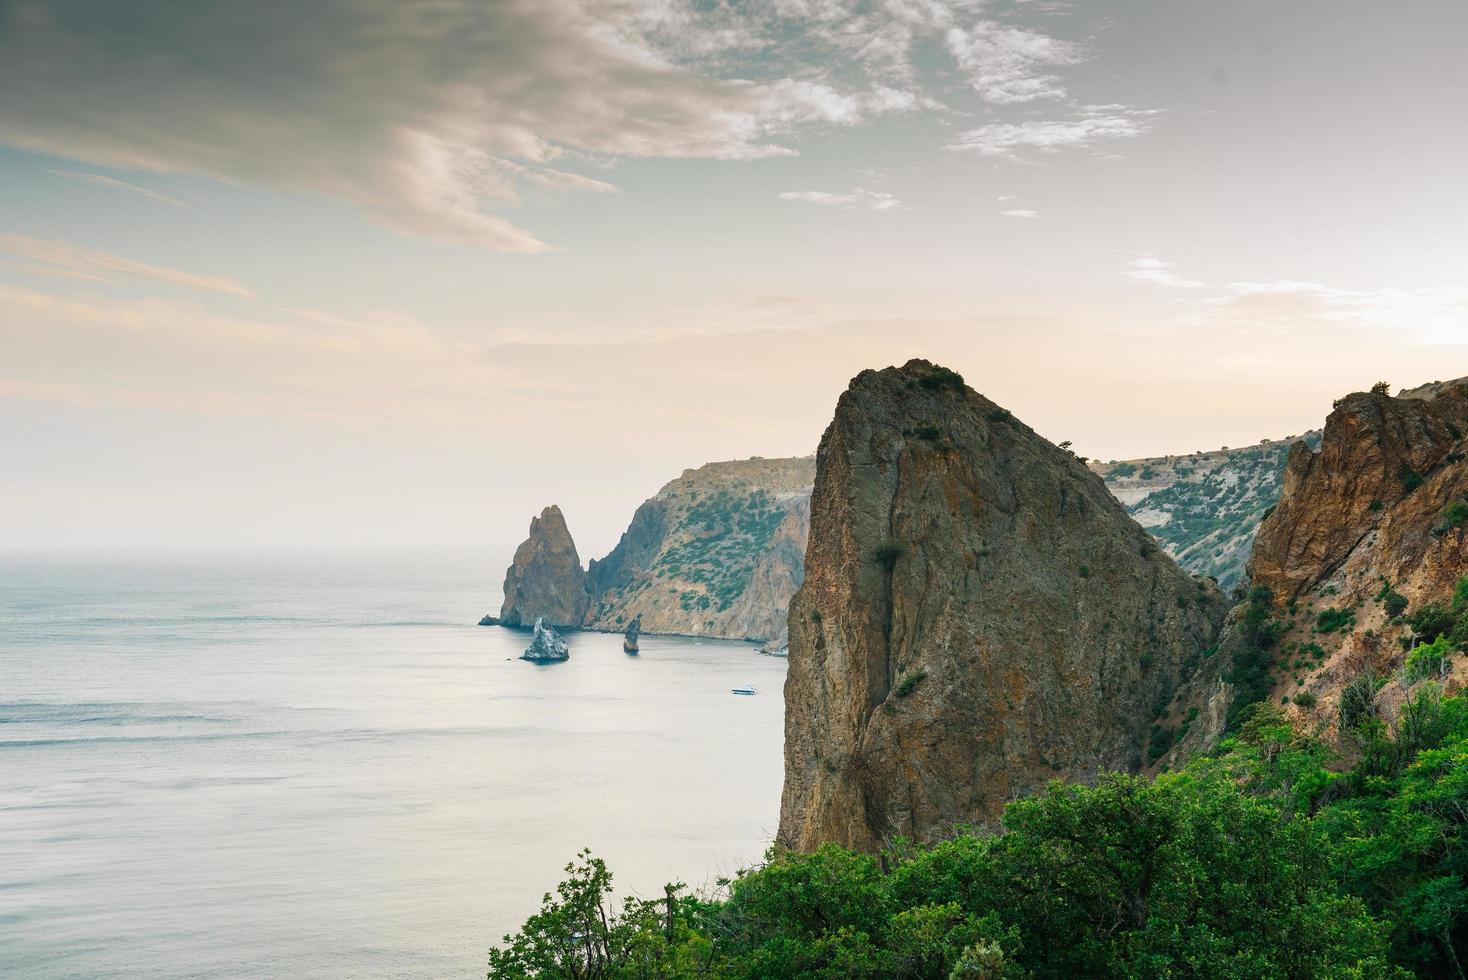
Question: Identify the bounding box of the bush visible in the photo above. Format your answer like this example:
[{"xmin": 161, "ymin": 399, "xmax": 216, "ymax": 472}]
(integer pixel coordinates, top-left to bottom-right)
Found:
[
  {"xmin": 1407, "ymin": 602, "xmax": 1455, "ymax": 641},
  {"xmin": 894, "ymin": 669, "xmax": 928, "ymax": 699},
  {"xmin": 1316, "ymin": 606, "xmax": 1355, "ymax": 633},
  {"xmin": 1405, "ymin": 636, "xmax": 1452, "ymax": 682},
  {"xmin": 1436, "ymin": 497, "xmax": 1468, "ymax": 533},
  {"xmin": 1293, "ymin": 691, "xmax": 1318, "ymax": 708},
  {"xmin": 918, "ymin": 366, "xmax": 966, "ymax": 391},
  {"xmin": 1380, "ymin": 588, "xmax": 1409, "ymax": 618},
  {"xmin": 1399, "ymin": 466, "xmax": 1424, "ymax": 492}
]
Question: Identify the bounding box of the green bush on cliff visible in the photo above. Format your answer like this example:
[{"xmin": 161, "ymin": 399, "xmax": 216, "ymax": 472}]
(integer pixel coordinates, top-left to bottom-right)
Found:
[{"xmin": 490, "ymin": 691, "xmax": 1468, "ymax": 978}]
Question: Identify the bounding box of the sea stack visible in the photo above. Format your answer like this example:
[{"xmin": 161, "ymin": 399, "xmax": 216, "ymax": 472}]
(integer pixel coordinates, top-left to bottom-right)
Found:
[
  {"xmin": 499, "ymin": 505, "xmax": 591, "ymax": 628},
  {"xmin": 521, "ymin": 617, "xmax": 569, "ymax": 662},
  {"xmin": 778, "ymin": 360, "xmax": 1228, "ymax": 852},
  {"xmin": 622, "ymin": 614, "xmax": 641, "ymax": 654}
]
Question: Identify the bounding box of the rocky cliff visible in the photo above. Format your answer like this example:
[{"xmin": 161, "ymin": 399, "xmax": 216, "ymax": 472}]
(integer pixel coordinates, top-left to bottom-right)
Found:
[
  {"xmin": 779, "ymin": 360, "xmax": 1228, "ymax": 852},
  {"xmin": 584, "ymin": 457, "xmax": 815, "ymax": 641},
  {"xmin": 1245, "ymin": 379, "xmax": 1468, "ymax": 726},
  {"xmin": 498, "ymin": 505, "xmax": 591, "ymax": 628}
]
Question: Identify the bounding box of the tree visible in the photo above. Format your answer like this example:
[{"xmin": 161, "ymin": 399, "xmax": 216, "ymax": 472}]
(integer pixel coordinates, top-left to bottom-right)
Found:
[{"xmin": 1371, "ymin": 381, "xmax": 1392, "ymax": 396}]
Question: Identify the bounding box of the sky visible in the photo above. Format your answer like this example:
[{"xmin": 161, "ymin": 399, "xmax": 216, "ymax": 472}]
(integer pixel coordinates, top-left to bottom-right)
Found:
[{"xmin": 2, "ymin": 0, "xmax": 1466, "ymax": 556}]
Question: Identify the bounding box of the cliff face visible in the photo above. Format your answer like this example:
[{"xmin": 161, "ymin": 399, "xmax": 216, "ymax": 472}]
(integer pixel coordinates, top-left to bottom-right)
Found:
[
  {"xmin": 779, "ymin": 360, "xmax": 1228, "ymax": 852},
  {"xmin": 498, "ymin": 505, "xmax": 591, "ymax": 628},
  {"xmin": 1237, "ymin": 380, "xmax": 1468, "ymax": 729},
  {"xmin": 1252, "ymin": 383, "xmax": 1468, "ymax": 604},
  {"xmin": 584, "ymin": 457, "xmax": 815, "ymax": 641}
]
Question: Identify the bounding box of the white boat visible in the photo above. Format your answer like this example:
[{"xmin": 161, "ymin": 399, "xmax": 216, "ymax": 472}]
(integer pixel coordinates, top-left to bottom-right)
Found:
[{"xmin": 731, "ymin": 684, "xmax": 757, "ymax": 696}]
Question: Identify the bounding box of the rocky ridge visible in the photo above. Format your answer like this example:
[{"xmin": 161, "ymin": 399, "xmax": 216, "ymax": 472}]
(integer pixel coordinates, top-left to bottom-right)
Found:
[{"xmin": 778, "ymin": 360, "xmax": 1228, "ymax": 852}]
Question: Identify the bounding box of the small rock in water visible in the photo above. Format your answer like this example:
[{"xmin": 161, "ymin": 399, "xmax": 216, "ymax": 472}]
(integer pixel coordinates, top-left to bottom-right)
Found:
[
  {"xmin": 622, "ymin": 614, "xmax": 641, "ymax": 654},
  {"xmin": 478, "ymin": 614, "xmax": 500, "ymax": 626},
  {"xmin": 521, "ymin": 617, "xmax": 569, "ymax": 662}
]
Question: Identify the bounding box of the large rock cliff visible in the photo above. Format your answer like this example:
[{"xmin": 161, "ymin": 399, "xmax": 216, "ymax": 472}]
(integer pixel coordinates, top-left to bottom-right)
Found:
[
  {"xmin": 498, "ymin": 505, "xmax": 591, "ymax": 628},
  {"xmin": 584, "ymin": 457, "xmax": 815, "ymax": 641},
  {"xmin": 1242, "ymin": 379, "xmax": 1468, "ymax": 728},
  {"xmin": 779, "ymin": 360, "xmax": 1228, "ymax": 852}
]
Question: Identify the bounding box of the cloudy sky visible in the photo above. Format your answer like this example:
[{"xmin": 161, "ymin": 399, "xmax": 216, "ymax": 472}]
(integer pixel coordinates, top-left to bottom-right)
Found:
[{"xmin": 3, "ymin": 0, "xmax": 1466, "ymax": 554}]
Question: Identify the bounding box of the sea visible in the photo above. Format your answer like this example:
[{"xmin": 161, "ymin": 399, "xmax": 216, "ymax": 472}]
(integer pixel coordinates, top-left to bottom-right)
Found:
[{"xmin": 0, "ymin": 549, "xmax": 789, "ymax": 978}]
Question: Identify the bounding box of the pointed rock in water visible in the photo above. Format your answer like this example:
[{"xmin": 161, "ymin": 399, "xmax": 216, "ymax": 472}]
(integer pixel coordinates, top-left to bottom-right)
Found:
[
  {"xmin": 779, "ymin": 359, "xmax": 1228, "ymax": 852},
  {"xmin": 521, "ymin": 617, "xmax": 569, "ymax": 662},
  {"xmin": 622, "ymin": 614, "xmax": 641, "ymax": 654},
  {"xmin": 478, "ymin": 614, "xmax": 499, "ymax": 626},
  {"xmin": 499, "ymin": 505, "xmax": 591, "ymax": 628}
]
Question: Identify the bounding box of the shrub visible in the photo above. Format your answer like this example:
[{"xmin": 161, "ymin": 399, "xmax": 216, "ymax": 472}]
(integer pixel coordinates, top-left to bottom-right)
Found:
[
  {"xmin": 913, "ymin": 424, "xmax": 942, "ymax": 441},
  {"xmin": 1339, "ymin": 671, "xmax": 1381, "ymax": 730},
  {"xmin": 1399, "ymin": 466, "xmax": 1424, "ymax": 492},
  {"xmin": 1370, "ymin": 381, "xmax": 1391, "ymax": 395},
  {"xmin": 1316, "ymin": 607, "xmax": 1355, "ymax": 633},
  {"xmin": 1294, "ymin": 691, "xmax": 1318, "ymax": 708},
  {"xmin": 918, "ymin": 366, "xmax": 966, "ymax": 391},
  {"xmin": 894, "ymin": 669, "xmax": 928, "ymax": 699},
  {"xmin": 1435, "ymin": 497, "xmax": 1468, "ymax": 533},
  {"xmin": 1407, "ymin": 602, "xmax": 1455, "ymax": 642},
  {"xmin": 1078, "ymin": 565, "xmax": 1090, "ymax": 578},
  {"xmin": 1381, "ymin": 589, "xmax": 1409, "ymax": 618},
  {"xmin": 1405, "ymin": 636, "xmax": 1452, "ymax": 682}
]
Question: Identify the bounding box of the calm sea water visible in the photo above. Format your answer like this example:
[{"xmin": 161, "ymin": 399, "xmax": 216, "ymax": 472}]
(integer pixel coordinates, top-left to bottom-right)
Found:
[{"xmin": 0, "ymin": 550, "xmax": 788, "ymax": 979}]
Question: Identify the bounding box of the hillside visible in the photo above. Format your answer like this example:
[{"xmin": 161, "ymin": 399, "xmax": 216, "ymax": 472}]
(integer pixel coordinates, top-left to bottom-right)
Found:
[
  {"xmin": 583, "ymin": 456, "xmax": 815, "ymax": 641},
  {"xmin": 1092, "ymin": 435, "xmax": 1320, "ymax": 590}
]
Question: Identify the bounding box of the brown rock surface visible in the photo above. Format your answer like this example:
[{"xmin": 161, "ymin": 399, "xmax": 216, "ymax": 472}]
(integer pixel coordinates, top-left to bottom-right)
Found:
[
  {"xmin": 1252, "ymin": 382, "xmax": 1468, "ymax": 604},
  {"xmin": 779, "ymin": 360, "xmax": 1227, "ymax": 852},
  {"xmin": 498, "ymin": 505, "xmax": 591, "ymax": 628},
  {"xmin": 1237, "ymin": 380, "xmax": 1468, "ymax": 731}
]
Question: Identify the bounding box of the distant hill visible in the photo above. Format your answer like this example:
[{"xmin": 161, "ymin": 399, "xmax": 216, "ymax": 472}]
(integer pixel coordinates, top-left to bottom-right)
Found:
[{"xmin": 1091, "ymin": 435, "xmax": 1321, "ymax": 591}]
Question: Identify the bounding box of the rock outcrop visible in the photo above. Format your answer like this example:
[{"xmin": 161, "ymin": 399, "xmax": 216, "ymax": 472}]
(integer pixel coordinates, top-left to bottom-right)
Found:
[
  {"xmin": 1233, "ymin": 379, "xmax": 1468, "ymax": 728},
  {"xmin": 521, "ymin": 617, "xmax": 570, "ymax": 662},
  {"xmin": 779, "ymin": 360, "xmax": 1228, "ymax": 852},
  {"xmin": 1252, "ymin": 382, "xmax": 1468, "ymax": 604},
  {"xmin": 622, "ymin": 614, "xmax": 641, "ymax": 654},
  {"xmin": 584, "ymin": 456, "xmax": 815, "ymax": 641},
  {"xmin": 499, "ymin": 505, "xmax": 590, "ymax": 628}
]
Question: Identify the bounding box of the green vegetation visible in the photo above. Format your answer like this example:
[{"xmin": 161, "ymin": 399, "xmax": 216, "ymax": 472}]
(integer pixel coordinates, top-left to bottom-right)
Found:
[
  {"xmin": 1436, "ymin": 496, "xmax": 1468, "ymax": 534},
  {"xmin": 1108, "ymin": 462, "xmax": 1137, "ymax": 478},
  {"xmin": 655, "ymin": 488, "xmax": 790, "ymax": 613},
  {"xmin": 1224, "ymin": 585, "xmax": 1282, "ymax": 728},
  {"xmin": 1379, "ymin": 586, "xmax": 1409, "ymax": 618},
  {"xmin": 894, "ymin": 669, "xmax": 928, "ymax": 699},
  {"xmin": 1400, "ymin": 466, "xmax": 1425, "ymax": 492},
  {"xmin": 490, "ymin": 692, "xmax": 1468, "ymax": 978},
  {"xmin": 1404, "ymin": 636, "xmax": 1451, "ymax": 681},
  {"xmin": 1315, "ymin": 606, "xmax": 1356, "ymax": 634},
  {"xmin": 918, "ymin": 366, "xmax": 966, "ymax": 391}
]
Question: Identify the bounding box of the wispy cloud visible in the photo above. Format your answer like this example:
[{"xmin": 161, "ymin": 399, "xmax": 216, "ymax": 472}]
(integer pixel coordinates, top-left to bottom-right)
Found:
[
  {"xmin": 778, "ymin": 189, "xmax": 901, "ymax": 211},
  {"xmin": 950, "ymin": 105, "xmax": 1160, "ymax": 159},
  {"xmin": 0, "ymin": 1, "xmax": 1108, "ymax": 250},
  {"xmin": 999, "ymin": 209, "xmax": 1039, "ymax": 218},
  {"xmin": 0, "ymin": 235, "xmax": 254, "ymax": 297},
  {"xmin": 1126, "ymin": 254, "xmax": 1203, "ymax": 288},
  {"xmin": 47, "ymin": 169, "xmax": 186, "ymax": 207}
]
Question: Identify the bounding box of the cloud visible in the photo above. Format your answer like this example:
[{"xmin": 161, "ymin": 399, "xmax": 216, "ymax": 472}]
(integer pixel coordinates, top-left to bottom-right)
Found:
[
  {"xmin": 0, "ymin": 1, "xmax": 895, "ymax": 254},
  {"xmin": 949, "ymin": 105, "xmax": 1159, "ymax": 158},
  {"xmin": 0, "ymin": 1, "xmax": 1111, "ymax": 249},
  {"xmin": 1126, "ymin": 254, "xmax": 1203, "ymax": 289},
  {"xmin": 944, "ymin": 20, "xmax": 1084, "ymax": 104},
  {"xmin": 0, "ymin": 234, "xmax": 254, "ymax": 297},
  {"xmin": 1205, "ymin": 281, "xmax": 1468, "ymax": 343},
  {"xmin": 47, "ymin": 169, "xmax": 187, "ymax": 206},
  {"xmin": 778, "ymin": 188, "xmax": 901, "ymax": 211},
  {"xmin": 999, "ymin": 209, "xmax": 1039, "ymax": 218}
]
